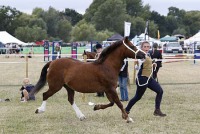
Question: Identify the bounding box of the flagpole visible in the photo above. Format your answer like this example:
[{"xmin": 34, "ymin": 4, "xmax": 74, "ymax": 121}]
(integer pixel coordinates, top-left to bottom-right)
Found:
[{"xmin": 144, "ymin": 20, "xmax": 149, "ymax": 41}]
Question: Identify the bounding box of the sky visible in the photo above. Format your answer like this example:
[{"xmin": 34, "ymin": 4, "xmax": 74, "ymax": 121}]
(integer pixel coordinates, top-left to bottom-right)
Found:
[{"xmin": 1, "ymin": 0, "xmax": 200, "ymax": 16}]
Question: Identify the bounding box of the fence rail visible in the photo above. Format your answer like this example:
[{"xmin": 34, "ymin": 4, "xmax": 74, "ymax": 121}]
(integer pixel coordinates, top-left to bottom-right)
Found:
[{"xmin": 0, "ymin": 54, "xmax": 200, "ymax": 87}]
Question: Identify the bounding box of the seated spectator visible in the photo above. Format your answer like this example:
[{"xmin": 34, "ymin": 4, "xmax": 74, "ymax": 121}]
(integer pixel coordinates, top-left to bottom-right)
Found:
[{"xmin": 20, "ymin": 78, "xmax": 35, "ymax": 102}]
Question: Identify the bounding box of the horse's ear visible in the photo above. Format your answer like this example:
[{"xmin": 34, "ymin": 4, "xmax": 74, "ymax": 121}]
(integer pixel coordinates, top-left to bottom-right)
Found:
[
  {"xmin": 124, "ymin": 36, "xmax": 129, "ymax": 43},
  {"xmin": 84, "ymin": 50, "xmax": 86, "ymax": 55}
]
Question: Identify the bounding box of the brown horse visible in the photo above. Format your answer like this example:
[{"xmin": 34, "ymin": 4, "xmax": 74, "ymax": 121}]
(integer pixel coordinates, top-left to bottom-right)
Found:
[
  {"xmin": 83, "ymin": 50, "xmax": 96, "ymax": 59},
  {"xmin": 30, "ymin": 37, "xmax": 145, "ymax": 122}
]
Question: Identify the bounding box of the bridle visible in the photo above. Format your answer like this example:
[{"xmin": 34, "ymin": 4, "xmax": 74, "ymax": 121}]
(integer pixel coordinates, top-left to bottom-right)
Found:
[
  {"xmin": 123, "ymin": 40, "xmax": 156, "ymax": 86},
  {"xmin": 122, "ymin": 40, "xmax": 145, "ymax": 59}
]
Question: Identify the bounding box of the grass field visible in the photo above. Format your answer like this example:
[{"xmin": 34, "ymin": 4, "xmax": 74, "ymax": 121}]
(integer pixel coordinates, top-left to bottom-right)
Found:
[
  {"xmin": 0, "ymin": 56, "xmax": 200, "ymax": 134},
  {"xmin": 22, "ymin": 46, "xmax": 86, "ymax": 54}
]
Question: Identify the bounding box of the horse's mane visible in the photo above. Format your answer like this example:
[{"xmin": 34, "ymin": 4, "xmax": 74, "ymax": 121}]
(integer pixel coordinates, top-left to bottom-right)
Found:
[{"xmin": 94, "ymin": 40, "xmax": 123, "ymax": 64}]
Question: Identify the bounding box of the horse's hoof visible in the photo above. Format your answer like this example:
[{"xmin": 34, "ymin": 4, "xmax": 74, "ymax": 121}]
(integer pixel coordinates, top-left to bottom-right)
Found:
[
  {"xmin": 126, "ymin": 117, "xmax": 133, "ymax": 123},
  {"xmin": 79, "ymin": 116, "xmax": 86, "ymax": 121},
  {"xmin": 35, "ymin": 109, "xmax": 44, "ymax": 114},
  {"xmin": 35, "ymin": 109, "xmax": 39, "ymax": 114},
  {"xmin": 93, "ymin": 105, "xmax": 100, "ymax": 111}
]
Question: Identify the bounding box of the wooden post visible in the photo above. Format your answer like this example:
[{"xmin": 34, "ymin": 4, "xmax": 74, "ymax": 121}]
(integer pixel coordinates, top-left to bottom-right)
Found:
[{"xmin": 26, "ymin": 54, "xmax": 28, "ymax": 78}]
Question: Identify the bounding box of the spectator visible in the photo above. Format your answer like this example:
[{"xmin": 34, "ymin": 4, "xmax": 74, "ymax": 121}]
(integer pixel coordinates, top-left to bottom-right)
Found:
[
  {"xmin": 95, "ymin": 43, "xmax": 104, "ymax": 97},
  {"xmin": 119, "ymin": 59, "xmax": 129, "ymax": 101},
  {"xmin": 20, "ymin": 78, "xmax": 35, "ymax": 102},
  {"xmin": 95, "ymin": 43, "xmax": 103, "ymax": 59},
  {"xmin": 149, "ymin": 43, "xmax": 162, "ymax": 81}
]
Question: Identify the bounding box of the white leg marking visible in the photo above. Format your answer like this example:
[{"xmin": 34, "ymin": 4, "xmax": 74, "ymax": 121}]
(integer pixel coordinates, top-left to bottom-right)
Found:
[
  {"xmin": 72, "ymin": 102, "xmax": 86, "ymax": 121},
  {"xmin": 37, "ymin": 101, "xmax": 46, "ymax": 113}
]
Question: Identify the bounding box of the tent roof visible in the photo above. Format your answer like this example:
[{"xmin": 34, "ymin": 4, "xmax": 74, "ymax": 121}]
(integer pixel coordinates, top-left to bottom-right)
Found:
[
  {"xmin": 160, "ymin": 36, "xmax": 178, "ymax": 42},
  {"xmin": 192, "ymin": 31, "xmax": 200, "ymax": 38},
  {"xmin": 186, "ymin": 31, "xmax": 200, "ymax": 42},
  {"xmin": 0, "ymin": 31, "xmax": 27, "ymax": 45},
  {"xmin": 107, "ymin": 33, "xmax": 123, "ymax": 41}
]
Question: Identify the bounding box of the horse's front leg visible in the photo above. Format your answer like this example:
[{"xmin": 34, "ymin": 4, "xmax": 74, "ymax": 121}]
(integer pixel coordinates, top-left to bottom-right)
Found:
[{"xmin": 64, "ymin": 84, "xmax": 86, "ymax": 121}]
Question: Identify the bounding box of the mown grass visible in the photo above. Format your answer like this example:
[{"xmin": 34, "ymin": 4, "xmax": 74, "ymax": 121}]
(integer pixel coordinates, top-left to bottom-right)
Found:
[
  {"xmin": 0, "ymin": 56, "xmax": 200, "ymax": 134},
  {"xmin": 0, "ymin": 84, "xmax": 200, "ymax": 134}
]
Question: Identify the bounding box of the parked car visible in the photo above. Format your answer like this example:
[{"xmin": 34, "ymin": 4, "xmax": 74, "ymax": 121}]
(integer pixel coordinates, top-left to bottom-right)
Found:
[{"xmin": 163, "ymin": 42, "xmax": 183, "ymax": 53}]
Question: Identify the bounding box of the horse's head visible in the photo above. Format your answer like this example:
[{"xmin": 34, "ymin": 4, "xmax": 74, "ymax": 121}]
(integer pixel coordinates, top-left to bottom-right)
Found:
[
  {"xmin": 82, "ymin": 50, "xmax": 96, "ymax": 59},
  {"xmin": 123, "ymin": 37, "xmax": 146, "ymax": 59}
]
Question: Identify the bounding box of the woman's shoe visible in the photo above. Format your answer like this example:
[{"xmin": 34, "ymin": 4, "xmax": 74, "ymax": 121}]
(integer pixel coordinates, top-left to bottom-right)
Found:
[{"xmin": 154, "ymin": 109, "xmax": 166, "ymax": 117}]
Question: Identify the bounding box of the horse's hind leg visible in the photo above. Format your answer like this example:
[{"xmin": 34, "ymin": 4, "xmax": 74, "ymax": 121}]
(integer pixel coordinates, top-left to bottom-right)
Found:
[
  {"xmin": 35, "ymin": 84, "xmax": 63, "ymax": 114},
  {"xmin": 94, "ymin": 92, "xmax": 114, "ymax": 110},
  {"xmin": 63, "ymin": 84, "xmax": 86, "ymax": 121},
  {"xmin": 95, "ymin": 88, "xmax": 133, "ymax": 123}
]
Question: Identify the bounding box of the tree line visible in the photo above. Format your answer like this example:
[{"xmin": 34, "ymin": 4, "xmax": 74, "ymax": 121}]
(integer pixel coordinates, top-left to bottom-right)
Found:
[{"xmin": 1, "ymin": 0, "xmax": 200, "ymax": 43}]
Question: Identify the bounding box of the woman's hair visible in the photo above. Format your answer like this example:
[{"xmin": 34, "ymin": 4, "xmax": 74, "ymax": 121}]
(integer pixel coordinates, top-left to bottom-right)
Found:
[
  {"xmin": 141, "ymin": 41, "xmax": 150, "ymax": 48},
  {"xmin": 23, "ymin": 78, "xmax": 30, "ymax": 85}
]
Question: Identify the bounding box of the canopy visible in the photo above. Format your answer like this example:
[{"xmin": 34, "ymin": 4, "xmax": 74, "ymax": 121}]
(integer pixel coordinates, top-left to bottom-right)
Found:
[
  {"xmin": 0, "ymin": 31, "xmax": 27, "ymax": 46},
  {"xmin": 107, "ymin": 33, "xmax": 123, "ymax": 41},
  {"xmin": 160, "ymin": 36, "xmax": 178, "ymax": 42}
]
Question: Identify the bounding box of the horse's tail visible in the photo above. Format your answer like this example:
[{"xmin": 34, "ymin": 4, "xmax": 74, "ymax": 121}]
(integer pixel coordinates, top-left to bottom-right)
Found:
[{"xmin": 30, "ymin": 61, "xmax": 51, "ymax": 95}]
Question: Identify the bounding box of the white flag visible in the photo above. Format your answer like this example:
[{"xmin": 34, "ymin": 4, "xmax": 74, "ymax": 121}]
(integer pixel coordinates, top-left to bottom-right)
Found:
[{"xmin": 124, "ymin": 21, "xmax": 131, "ymax": 37}]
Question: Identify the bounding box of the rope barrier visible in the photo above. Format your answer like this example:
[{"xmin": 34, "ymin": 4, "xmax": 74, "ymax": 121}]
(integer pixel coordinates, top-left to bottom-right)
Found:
[{"xmin": 1, "ymin": 57, "xmax": 200, "ymax": 64}]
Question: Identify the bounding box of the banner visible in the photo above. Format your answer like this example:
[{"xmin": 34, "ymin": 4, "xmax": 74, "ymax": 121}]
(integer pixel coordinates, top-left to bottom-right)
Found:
[{"xmin": 124, "ymin": 21, "xmax": 131, "ymax": 37}]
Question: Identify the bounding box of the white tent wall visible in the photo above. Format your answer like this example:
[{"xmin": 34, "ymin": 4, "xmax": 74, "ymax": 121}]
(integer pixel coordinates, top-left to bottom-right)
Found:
[
  {"xmin": 0, "ymin": 31, "xmax": 27, "ymax": 46},
  {"xmin": 184, "ymin": 31, "xmax": 200, "ymax": 44}
]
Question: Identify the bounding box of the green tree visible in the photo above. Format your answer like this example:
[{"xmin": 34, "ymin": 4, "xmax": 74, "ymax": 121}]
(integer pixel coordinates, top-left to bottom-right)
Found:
[
  {"xmin": 71, "ymin": 20, "xmax": 96, "ymax": 41},
  {"xmin": 0, "ymin": 6, "xmax": 22, "ymax": 35},
  {"xmin": 94, "ymin": 30, "xmax": 113, "ymax": 41},
  {"xmin": 172, "ymin": 27, "xmax": 187, "ymax": 35},
  {"xmin": 165, "ymin": 15, "xmax": 178, "ymax": 35},
  {"xmin": 183, "ymin": 11, "xmax": 200, "ymax": 36},
  {"xmin": 130, "ymin": 16, "xmax": 145, "ymax": 36},
  {"xmin": 57, "ymin": 19, "xmax": 72, "ymax": 42},
  {"xmin": 32, "ymin": 7, "xmax": 45, "ymax": 18},
  {"xmin": 62, "ymin": 8, "xmax": 83, "ymax": 26},
  {"xmin": 148, "ymin": 21, "xmax": 158, "ymax": 38},
  {"xmin": 92, "ymin": 0, "xmax": 127, "ymax": 34},
  {"xmin": 15, "ymin": 26, "xmax": 47, "ymax": 42},
  {"xmin": 125, "ymin": 0, "xmax": 143, "ymax": 16},
  {"xmin": 167, "ymin": 7, "xmax": 186, "ymax": 28},
  {"xmin": 15, "ymin": 13, "xmax": 33, "ymax": 27},
  {"xmin": 41, "ymin": 7, "xmax": 61, "ymax": 37},
  {"xmin": 84, "ymin": 0, "xmax": 107, "ymax": 22},
  {"xmin": 139, "ymin": 4, "xmax": 151, "ymax": 21},
  {"xmin": 150, "ymin": 11, "xmax": 168, "ymax": 37},
  {"xmin": 29, "ymin": 18, "xmax": 47, "ymax": 30}
]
